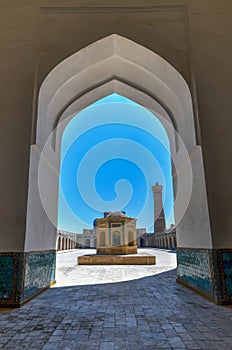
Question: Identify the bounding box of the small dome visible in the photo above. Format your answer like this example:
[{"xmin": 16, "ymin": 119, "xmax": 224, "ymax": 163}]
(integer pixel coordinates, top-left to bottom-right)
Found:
[{"xmin": 106, "ymin": 211, "xmax": 126, "ymax": 218}]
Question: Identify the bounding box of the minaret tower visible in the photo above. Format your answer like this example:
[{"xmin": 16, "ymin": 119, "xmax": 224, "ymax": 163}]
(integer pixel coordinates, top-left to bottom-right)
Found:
[{"xmin": 152, "ymin": 182, "xmax": 166, "ymax": 233}]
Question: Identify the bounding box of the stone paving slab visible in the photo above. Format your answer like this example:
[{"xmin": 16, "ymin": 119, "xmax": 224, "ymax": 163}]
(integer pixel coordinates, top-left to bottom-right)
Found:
[{"xmin": 0, "ymin": 249, "xmax": 232, "ymax": 349}]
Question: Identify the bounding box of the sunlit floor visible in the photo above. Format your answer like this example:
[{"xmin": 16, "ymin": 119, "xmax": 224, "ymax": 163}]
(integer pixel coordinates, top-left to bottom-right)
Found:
[
  {"xmin": 1, "ymin": 249, "xmax": 232, "ymax": 350},
  {"xmin": 55, "ymin": 248, "xmax": 176, "ymax": 286}
]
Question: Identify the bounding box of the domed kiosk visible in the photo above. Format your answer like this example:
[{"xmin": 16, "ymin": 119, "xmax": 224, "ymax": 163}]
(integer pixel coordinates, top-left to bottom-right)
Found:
[
  {"xmin": 96, "ymin": 211, "xmax": 137, "ymax": 255},
  {"xmin": 78, "ymin": 212, "xmax": 156, "ymax": 265}
]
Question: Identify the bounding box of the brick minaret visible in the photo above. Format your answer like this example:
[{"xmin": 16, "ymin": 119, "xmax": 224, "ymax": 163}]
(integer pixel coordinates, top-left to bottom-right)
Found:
[{"xmin": 152, "ymin": 182, "xmax": 166, "ymax": 233}]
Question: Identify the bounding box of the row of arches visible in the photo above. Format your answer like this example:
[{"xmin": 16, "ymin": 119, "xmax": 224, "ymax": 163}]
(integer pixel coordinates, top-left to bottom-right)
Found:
[
  {"xmin": 57, "ymin": 233, "xmax": 177, "ymax": 250},
  {"xmin": 153, "ymin": 234, "xmax": 177, "ymax": 250},
  {"xmin": 137, "ymin": 232, "xmax": 177, "ymax": 250},
  {"xmin": 57, "ymin": 236, "xmax": 76, "ymax": 250}
]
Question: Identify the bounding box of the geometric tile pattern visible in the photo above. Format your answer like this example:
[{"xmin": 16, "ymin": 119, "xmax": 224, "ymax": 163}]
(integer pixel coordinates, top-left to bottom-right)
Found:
[
  {"xmin": 23, "ymin": 252, "xmax": 56, "ymax": 301},
  {"xmin": 177, "ymin": 249, "xmax": 211, "ymax": 295},
  {"xmin": 0, "ymin": 251, "xmax": 56, "ymax": 307},
  {"xmin": 1, "ymin": 248, "xmax": 232, "ymax": 307},
  {"xmin": 0, "ymin": 253, "xmax": 20, "ymax": 305},
  {"xmin": 220, "ymin": 250, "xmax": 232, "ymax": 301},
  {"xmin": 177, "ymin": 248, "xmax": 232, "ymax": 304},
  {"xmin": 0, "ymin": 256, "xmax": 15, "ymax": 298}
]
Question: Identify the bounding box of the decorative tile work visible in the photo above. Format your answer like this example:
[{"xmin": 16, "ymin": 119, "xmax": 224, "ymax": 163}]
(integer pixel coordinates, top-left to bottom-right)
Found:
[
  {"xmin": 23, "ymin": 252, "xmax": 56, "ymax": 300},
  {"xmin": 177, "ymin": 248, "xmax": 232, "ymax": 304},
  {"xmin": 0, "ymin": 256, "xmax": 14, "ymax": 299},
  {"xmin": 1, "ymin": 248, "xmax": 232, "ymax": 306},
  {"xmin": 177, "ymin": 249, "xmax": 211, "ymax": 295},
  {"xmin": 0, "ymin": 253, "xmax": 20, "ymax": 306},
  {"xmin": 0, "ymin": 251, "xmax": 56, "ymax": 307},
  {"xmin": 219, "ymin": 250, "xmax": 232, "ymax": 301}
]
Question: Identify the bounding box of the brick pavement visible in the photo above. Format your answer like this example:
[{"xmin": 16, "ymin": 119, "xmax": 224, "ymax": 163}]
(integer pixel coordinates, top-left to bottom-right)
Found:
[{"xmin": 0, "ymin": 249, "xmax": 232, "ymax": 349}]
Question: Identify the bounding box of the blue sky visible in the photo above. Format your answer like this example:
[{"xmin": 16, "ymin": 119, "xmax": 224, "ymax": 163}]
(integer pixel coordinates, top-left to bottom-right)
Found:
[{"xmin": 58, "ymin": 94, "xmax": 174, "ymax": 233}]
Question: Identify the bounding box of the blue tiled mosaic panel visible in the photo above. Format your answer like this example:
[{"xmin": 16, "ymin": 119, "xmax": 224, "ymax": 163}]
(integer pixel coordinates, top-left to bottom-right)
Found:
[
  {"xmin": 222, "ymin": 252, "xmax": 232, "ymax": 297},
  {"xmin": 0, "ymin": 256, "xmax": 14, "ymax": 299},
  {"xmin": 24, "ymin": 252, "xmax": 56, "ymax": 299},
  {"xmin": 177, "ymin": 250, "xmax": 211, "ymax": 294}
]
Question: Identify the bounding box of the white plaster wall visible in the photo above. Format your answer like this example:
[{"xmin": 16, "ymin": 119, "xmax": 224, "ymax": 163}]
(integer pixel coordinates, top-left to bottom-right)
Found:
[
  {"xmin": 175, "ymin": 146, "xmax": 212, "ymax": 249},
  {"xmin": 24, "ymin": 145, "xmax": 58, "ymax": 252}
]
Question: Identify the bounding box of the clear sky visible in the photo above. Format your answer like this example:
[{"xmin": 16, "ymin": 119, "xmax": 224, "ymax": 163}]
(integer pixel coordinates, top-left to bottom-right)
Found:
[{"xmin": 58, "ymin": 94, "xmax": 174, "ymax": 233}]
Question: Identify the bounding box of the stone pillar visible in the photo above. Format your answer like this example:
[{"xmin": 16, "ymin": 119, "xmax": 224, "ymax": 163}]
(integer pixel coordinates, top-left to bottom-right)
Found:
[{"xmin": 152, "ymin": 182, "xmax": 166, "ymax": 234}]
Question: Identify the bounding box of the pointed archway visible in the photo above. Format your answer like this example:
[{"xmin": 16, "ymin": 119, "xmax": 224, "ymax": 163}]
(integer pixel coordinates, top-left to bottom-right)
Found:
[{"xmin": 22, "ymin": 34, "xmax": 214, "ymax": 305}]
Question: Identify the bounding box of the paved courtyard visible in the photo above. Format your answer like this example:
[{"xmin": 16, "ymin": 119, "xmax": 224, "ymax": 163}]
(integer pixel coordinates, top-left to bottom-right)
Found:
[{"xmin": 1, "ymin": 249, "xmax": 232, "ymax": 349}]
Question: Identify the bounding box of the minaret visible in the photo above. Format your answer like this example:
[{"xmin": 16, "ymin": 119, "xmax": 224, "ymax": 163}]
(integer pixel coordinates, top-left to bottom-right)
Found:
[{"xmin": 152, "ymin": 182, "xmax": 166, "ymax": 233}]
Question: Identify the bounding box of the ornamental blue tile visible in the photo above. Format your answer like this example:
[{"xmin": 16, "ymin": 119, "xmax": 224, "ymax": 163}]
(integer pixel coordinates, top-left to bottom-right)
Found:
[
  {"xmin": 222, "ymin": 252, "xmax": 232, "ymax": 297},
  {"xmin": 0, "ymin": 256, "xmax": 14, "ymax": 299},
  {"xmin": 23, "ymin": 252, "xmax": 56, "ymax": 299},
  {"xmin": 177, "ymin": 250, "xmax": 211, "ymax": 294}
]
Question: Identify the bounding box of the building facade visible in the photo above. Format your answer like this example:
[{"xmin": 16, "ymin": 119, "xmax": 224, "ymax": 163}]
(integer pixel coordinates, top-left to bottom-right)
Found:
[{"xmin": 95, "ymin": 211, "xmax": 137, "ymax": 255}]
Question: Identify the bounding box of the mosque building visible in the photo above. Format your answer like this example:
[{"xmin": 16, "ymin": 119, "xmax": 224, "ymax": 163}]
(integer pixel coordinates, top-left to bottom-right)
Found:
[{"xmin": 57, "ymin": 183, "xmax": 177, "ymax": 251}]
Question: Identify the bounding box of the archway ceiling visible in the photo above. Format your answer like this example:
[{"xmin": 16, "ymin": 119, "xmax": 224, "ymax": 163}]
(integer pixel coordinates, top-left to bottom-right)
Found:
[
  {"xmin": 36, "ymin": 34, "xmax": 196, "ymax": 153},
  {"xmin": 53, "ymin": 78, "xmax": 177, "ymax": 157}
]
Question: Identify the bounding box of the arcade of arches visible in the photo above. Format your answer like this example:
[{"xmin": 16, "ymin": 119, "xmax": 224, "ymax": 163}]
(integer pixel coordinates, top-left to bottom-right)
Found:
[
  {"xmin": 57, "ymin": 221, "xmax": 177, "ymax": 251},
  {"xmin": 56, "ymin": 234, "xmax": 76, "ymax": 251},
  {"xmin": 57, "ymin": 230, "xmax": 177, "ymax": 252},
  {"xmin": 0, "ymin": 1, "xmax": 232, "ymax": 310}
]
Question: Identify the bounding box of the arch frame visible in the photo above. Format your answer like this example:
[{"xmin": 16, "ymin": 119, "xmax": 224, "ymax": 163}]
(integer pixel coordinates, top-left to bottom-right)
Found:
[{"xmin": 23, "ymin": 34, "xmax": 214, "ymax": 303}]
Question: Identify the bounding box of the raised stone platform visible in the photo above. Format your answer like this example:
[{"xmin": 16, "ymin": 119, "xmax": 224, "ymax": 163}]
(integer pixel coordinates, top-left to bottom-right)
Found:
[
  {"xmin": 97, "ymin": 246, "xmax": 137, "ymax": 255},
  {"xmin": 78, "ymin": 254, "xmax": 156, "ymax": 265}
]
